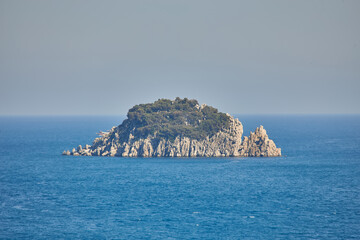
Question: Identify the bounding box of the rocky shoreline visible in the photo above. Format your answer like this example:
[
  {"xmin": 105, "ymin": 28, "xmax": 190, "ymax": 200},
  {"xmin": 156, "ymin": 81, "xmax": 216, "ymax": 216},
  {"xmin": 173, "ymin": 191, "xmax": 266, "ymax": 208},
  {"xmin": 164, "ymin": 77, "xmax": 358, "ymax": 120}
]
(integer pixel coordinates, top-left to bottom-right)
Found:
[{"xmin": 63, "ymin": 115, "xmax": 281, "ymax": 158}]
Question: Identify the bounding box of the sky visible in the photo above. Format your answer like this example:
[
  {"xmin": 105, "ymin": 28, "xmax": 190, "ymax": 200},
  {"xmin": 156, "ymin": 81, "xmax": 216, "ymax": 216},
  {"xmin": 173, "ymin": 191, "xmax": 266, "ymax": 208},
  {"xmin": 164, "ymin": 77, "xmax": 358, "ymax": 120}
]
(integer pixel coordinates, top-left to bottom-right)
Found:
[{"xmin": 0, "ymin": 0, "xmax": 359, "ymax": 115}]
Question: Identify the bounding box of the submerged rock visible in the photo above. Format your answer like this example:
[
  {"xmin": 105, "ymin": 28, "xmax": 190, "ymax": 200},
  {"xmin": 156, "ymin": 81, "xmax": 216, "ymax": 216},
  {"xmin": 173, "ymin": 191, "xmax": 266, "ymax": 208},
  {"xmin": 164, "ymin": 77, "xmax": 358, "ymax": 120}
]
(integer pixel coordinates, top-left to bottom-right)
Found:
[{"xmin": 64, "ymin": 98, "xmax": 281, "ymax": 157}]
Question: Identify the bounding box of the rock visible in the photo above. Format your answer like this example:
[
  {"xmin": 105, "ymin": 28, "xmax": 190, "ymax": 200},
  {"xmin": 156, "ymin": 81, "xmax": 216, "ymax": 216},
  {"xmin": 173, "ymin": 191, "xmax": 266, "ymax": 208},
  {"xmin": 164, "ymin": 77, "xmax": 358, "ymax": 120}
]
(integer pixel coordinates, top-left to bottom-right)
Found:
[
  {"xmin": 240, "ymin": 126, "xmax": 281, "ymax": 157},
  {"xmin": 64, "ymin": 99, "xmax": 281, "ymax": 158},
  {"xmin": 65, "ymin": 117, "xmax": 280, "ymax": 158}
]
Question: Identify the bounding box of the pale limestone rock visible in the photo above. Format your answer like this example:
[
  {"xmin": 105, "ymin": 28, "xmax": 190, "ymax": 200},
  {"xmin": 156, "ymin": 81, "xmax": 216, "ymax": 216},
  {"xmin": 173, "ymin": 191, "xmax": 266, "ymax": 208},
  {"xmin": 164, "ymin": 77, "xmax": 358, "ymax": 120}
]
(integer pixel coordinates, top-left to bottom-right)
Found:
[
  {"xmin": 65, "ymin": 116, "xmax": 281, "ymax": 158},
  {"xmin": 101, "ymin": 151, "xmax": 109, "ymax": 156},
  {"xmin": 240, "ymin": 125, "xmax": 281, "ymax": 157}
]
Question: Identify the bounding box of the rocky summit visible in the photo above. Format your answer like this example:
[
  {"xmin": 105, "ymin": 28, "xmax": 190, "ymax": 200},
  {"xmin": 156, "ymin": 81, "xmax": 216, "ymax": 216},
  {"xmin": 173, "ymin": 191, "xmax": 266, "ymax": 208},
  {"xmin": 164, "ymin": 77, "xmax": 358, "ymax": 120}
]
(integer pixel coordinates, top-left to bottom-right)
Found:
[{"xmin": 63, "ymin": 98, "xmax": 281, "ymax": 157}]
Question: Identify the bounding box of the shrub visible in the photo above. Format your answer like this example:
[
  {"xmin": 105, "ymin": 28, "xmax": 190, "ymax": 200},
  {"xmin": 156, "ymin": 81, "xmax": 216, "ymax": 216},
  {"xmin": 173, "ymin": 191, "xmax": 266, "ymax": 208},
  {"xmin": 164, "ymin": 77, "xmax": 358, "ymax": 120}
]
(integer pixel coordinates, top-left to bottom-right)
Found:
[{"xmin": 120, "ymin": 98, "xmax": 230, "ymax": 141}]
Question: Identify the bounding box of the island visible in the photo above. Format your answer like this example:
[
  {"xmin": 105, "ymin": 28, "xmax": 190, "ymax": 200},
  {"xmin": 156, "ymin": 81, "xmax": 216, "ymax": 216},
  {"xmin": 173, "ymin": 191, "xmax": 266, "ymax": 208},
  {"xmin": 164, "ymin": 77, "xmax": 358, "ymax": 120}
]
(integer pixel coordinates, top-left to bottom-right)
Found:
[{"xmin": 63, "ymin": 98, "xmax": 281, "ymax": 157}]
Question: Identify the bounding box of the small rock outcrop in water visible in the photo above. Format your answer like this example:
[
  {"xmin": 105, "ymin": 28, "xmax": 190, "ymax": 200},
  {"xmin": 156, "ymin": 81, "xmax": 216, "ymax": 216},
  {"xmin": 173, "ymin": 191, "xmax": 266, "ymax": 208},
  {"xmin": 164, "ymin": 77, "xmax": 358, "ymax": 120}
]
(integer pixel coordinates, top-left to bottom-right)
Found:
[{"xmin": 63, "ymin": 98, "xmax": 281, "ymax": 157}]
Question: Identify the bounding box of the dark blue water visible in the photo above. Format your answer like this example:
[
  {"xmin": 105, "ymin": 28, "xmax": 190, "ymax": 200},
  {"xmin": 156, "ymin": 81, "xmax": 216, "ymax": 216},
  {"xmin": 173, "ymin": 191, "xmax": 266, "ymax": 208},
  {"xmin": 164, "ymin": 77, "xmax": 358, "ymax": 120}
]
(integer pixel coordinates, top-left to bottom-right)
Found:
[{"xmin": 0, "ymin": 115, "xmax": 359, "ymax": 239}]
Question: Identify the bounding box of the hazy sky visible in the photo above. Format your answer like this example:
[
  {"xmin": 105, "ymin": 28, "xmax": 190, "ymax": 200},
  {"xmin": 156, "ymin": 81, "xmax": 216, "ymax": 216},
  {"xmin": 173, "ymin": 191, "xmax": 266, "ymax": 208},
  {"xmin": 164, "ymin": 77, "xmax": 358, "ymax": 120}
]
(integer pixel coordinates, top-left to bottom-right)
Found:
[{"xmin": 0, "ymin": 0, "xmax": 359, "ymax": 115}]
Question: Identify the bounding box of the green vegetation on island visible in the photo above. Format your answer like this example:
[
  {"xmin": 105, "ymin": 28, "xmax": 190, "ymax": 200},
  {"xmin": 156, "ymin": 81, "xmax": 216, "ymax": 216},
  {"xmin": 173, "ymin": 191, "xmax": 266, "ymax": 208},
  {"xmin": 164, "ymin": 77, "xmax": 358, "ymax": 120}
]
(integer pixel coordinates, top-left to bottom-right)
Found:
[{"xmin": 118, "ymin": 97, "xmax": 231, "ymax": 141}]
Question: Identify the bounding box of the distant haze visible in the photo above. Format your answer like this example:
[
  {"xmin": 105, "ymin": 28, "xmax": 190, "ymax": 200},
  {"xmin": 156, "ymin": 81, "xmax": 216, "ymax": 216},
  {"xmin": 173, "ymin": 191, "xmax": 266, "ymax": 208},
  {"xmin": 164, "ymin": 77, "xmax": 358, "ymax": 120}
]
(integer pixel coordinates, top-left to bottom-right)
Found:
[{"xmin": 0, "ymin": 0, "xmax": 359, "ymax": 115}]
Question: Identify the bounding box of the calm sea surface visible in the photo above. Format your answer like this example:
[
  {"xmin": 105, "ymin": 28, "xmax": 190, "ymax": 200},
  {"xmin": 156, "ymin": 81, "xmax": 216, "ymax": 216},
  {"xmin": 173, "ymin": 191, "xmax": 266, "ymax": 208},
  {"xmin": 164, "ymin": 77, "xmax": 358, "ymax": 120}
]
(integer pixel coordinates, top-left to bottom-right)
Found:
[{"xmin": 0, "ymin": 115, "xmax": 359, "ymax": 239}]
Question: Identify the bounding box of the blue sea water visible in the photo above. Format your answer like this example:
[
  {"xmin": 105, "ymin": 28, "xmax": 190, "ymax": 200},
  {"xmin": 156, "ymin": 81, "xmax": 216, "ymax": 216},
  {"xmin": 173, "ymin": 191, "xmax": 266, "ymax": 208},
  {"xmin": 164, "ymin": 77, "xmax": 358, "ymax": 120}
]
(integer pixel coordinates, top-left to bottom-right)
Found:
[{"xmin": 0, "ymin": 115, "xmax": 359, "ymax": 239}]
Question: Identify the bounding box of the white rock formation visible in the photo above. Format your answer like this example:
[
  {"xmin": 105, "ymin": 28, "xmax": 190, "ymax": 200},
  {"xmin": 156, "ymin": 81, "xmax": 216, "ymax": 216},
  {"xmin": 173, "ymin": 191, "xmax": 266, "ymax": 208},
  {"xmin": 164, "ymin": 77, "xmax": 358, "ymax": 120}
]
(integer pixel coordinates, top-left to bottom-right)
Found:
[{"xmin": 63, "ymin": 116, "xmax": 281, "ymax": 158}]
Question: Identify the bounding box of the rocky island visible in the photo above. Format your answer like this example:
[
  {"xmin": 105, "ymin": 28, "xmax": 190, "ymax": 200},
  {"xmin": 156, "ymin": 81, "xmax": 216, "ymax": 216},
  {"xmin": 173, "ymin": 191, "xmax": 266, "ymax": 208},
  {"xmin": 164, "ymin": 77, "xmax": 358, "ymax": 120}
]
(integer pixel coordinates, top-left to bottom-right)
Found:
[{"xmin": 63, "ymin": 98, "xmax": 281, "ymax": 157}]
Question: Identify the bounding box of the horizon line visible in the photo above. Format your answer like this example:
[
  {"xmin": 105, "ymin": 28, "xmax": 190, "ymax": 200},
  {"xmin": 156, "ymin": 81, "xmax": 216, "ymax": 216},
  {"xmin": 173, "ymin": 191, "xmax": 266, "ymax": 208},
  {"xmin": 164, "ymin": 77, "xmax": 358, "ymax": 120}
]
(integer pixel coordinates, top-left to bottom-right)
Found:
[{"xmin": 0, "ymin": 113, "xmax": 359, "ymax": 117}]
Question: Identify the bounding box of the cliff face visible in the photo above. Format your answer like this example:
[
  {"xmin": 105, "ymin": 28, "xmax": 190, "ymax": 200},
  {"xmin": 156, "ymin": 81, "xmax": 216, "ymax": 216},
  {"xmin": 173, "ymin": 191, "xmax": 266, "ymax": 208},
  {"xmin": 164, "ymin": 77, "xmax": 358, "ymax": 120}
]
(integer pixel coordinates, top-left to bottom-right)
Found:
[{"xmin": 63, "ymin": 115, "xmax": 281, "ymax": 158}]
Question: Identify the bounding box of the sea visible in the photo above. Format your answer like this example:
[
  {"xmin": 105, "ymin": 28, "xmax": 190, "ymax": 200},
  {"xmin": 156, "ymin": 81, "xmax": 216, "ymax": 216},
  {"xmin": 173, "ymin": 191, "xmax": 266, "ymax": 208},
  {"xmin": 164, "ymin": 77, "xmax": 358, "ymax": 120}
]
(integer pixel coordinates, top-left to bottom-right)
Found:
[{"xmin": 0, "ymin": 115, "xmax": 359, "ymax": 239}]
